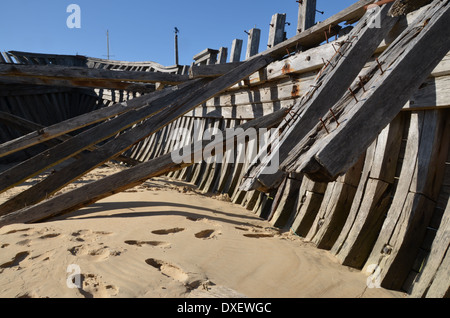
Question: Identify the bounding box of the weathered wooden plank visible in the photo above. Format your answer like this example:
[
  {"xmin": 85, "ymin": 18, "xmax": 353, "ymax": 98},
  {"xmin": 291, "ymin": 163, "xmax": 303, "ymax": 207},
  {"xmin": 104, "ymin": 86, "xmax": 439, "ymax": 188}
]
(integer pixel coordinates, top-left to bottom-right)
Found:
[
  {"xmin": 284, "ymin": 0, "xmax": 450, "ymax": 182},
  {"xmin": 290, "ymin": 177, "xmax": 328, "ymax": 236},
  {"xmin": 269, "ymin": 173, "xmax": 303, "ymax": 228},
  {"xmin": 0, "ymin": 64, "xmax": 188, "ymax": 88},
  {"xmin": 332, "ymin": 114, "xmax": 405, "ymax": 267},
  {"xmin": 0, "ymin": 109, "xmax": 285, "ymax": 227},
  {"xmin": 230, "ymin": 40, "xmax": 243, "ymax": 63},
  {"xmin": 189, "ymin": 62, "xmax": 243, "ymax": 79},
  {"xmin": 241, "ymin": 3, "xmax": 398, "ymax": 191},
  {"xmin": 363, "ymin": 109, "xmax": 450, "ymax": 290},
  {"xmin": 305, "ymin": 154, "xmax": 364, "ymax": 250},
  {"xmin": 425, "ymin": 245, "xmax": 450, "ymax": 298},
  {"xmin": 409, "ymin": 197, "xmax": 449, "ymax": 297}
]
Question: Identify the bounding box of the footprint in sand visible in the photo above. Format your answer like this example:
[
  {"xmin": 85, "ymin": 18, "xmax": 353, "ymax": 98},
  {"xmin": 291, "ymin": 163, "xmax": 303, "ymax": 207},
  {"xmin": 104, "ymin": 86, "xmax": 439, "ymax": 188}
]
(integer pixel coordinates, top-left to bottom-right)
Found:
[
  {"xmin": 77, "ymin": 273, "xmax": 119, "ymax": 298},
  {"xmin": 3, "ymin": 228, "xmax": 32, "ymax": 235},
  {"xmin": 0, "ymin": 251, "xmax": 30, "ymax": 272},
  {"xmin": 235, "ymin": 225, "xmax": 279, "ymax": 238},
  {"xmin": 194, "ymin": 229, "xmax": 221, "ymax": 240},
  {"xmin": 151, "ymin": 228, "xmax": 185, "ymax": 235},
  {"xmin": 124, "ymin": 240, "xmax": 171, "ymax": 249},
  {"xmin": 68, "ymin": 245, "xmax": 121, "ymax": 262},
  {"xmin": 243, "ymin": 233, "xmax": 275, "ymax": 238},
  {"xmin": 145, "ymin": 258, "xmax": 208, "ymax": 290},
  {"xmin": 70, "ymin": 229, "xmax": 113, "ymax": 242}
]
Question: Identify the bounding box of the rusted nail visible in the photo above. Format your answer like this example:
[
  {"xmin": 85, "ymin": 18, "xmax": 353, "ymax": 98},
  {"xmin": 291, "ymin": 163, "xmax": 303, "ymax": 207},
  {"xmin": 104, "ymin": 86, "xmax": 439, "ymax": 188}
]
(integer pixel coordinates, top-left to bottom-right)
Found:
[
  {"xmin": 332, "ymin": 43, "xmax": 344, "ymax": 57},
  {"xmin": 348, "ymin": 87, "xmax": 358, "ymax": 102},
  {"xmin": 329, "ymin": 108, "xmax": 340, "ymax": 126},
  {"xmin": 376, "ymin": 58, "xmax": 384, "ymax": 74},
  {"xmin": 358, "ymin": 76, "xmax": 366, "ymax": 92},
  {"xmin": 319, "ymin": 118, "xmax": 329, "ymax": 134}
]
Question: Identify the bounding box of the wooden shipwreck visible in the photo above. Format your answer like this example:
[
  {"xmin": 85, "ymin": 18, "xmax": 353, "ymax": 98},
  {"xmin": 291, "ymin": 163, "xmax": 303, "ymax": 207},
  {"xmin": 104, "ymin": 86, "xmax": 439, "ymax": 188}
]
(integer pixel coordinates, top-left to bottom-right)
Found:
[{"xmin": 0, "ymin": 0, "xmax": 448, "ymax": 297}]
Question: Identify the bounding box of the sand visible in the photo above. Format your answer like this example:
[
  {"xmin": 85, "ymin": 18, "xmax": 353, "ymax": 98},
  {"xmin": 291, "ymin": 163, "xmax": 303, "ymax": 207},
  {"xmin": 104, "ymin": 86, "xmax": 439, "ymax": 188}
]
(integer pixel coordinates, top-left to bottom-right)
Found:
[{"xmin": 0, "ymin": 164, "xmax": 405, "ymax": 298}]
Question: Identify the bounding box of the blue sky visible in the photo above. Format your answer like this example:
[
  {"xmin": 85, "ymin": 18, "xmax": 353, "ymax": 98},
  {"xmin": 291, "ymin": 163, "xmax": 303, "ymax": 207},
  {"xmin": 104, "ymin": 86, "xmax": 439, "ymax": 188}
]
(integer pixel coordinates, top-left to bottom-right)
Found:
[{"xmin": 0, "ymin": 0, "xmax": 358, "ymax": 66}]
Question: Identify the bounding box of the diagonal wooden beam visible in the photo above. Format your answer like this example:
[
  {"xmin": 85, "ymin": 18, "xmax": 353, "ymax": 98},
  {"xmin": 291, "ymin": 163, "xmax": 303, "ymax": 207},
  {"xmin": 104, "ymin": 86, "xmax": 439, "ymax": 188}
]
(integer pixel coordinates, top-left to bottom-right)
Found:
[
  {"xmin": 240, "ymin": 2, "xmax": 399, "ymax": 192},
  {"xmin": 0, "ymin": 78, "xmax": 207, "ymax": 195},
  {"xmin": 0, "ymin": 109, "xmax": 286, "ymax": 227},
  {"xmin": 0, "ymin": 111, "xmax": 139, "ymax": 166},
  {"xmin": 0, "ymin": 83, "xmax": 181, "ymax": 159},
  {"xmin": 282, "ymin": 0, "xmax": 450, "ymax": 182},
  {"xmin": 0, "ymin": 55, "xmax": 274, "ymax": 215}
]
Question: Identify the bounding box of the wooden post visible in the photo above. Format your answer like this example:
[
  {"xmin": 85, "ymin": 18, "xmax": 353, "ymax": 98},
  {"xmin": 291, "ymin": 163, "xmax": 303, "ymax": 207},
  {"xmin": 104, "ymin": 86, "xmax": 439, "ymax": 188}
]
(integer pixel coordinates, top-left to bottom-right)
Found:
[
  {"xmin": 245, "ymin": 28, "xmax": 261, "ymax": 60},
  {"xmin": 217, "ymin": 47, "xmax": 228, "ymax": 65},
  {"xmin": 230, "ymin": 39, "xmax": 243, "ymax": 63},
  {"xmin": 297, "ymin": 0, "xmax": 317, "ymax": 33},
  {"xmin": 267, "ymin": 14, "xmax": 287, "ymax": 48},
  {"xmin": 175, "ymin": 28, "xmax": 180, "ymax": 66}
]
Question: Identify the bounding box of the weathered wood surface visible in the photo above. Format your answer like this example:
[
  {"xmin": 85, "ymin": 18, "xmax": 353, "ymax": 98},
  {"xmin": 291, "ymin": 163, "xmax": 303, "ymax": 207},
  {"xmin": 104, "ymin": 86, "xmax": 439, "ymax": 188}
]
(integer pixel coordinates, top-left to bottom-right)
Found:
[
  {"xmin": 0, "ymin": 109, "xmax": 285, "ymax": 227},
  {"xmin": 304, "ymin": 154, "xmax": 364, "ymax": 249},
  {"xmin": 363, "ymin": 109, "xmax": 450, "ymax": 290},
  {"xmin": 267, "ymin": 14, "xmax": 287, "ymax": 49},
  {"xmin": 297, "ymin": 0, "xmax": 317, "ymax": 33},
  {"xmin": 331, "ymin": 114, "xmax": 405, "ymax": 268},
  {"xmin": 409, "ymin": 195, "xmax": 449, "ymax": 297},
  {"xmin": 282, "ymin": 0, "xmax": 450, "ymax": 183},
  {"xmin": 0, "ymin": 64, "xmax": 189, "ymax": 91},
  {"xmin": 240, "ymin": 3, "xmax": 398, "ymax": 192},
  {"xmin": 250, "ymin": 0, "xmax": 376, "ymax": 61}
]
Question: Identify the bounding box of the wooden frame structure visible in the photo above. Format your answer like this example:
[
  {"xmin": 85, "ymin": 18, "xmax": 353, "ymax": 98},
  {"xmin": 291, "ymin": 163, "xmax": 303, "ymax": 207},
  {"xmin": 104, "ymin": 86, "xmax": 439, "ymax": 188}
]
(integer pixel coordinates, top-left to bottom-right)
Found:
[{"xmin": 0, "ymin": 0, "xmax": 448, "ymax": 297}]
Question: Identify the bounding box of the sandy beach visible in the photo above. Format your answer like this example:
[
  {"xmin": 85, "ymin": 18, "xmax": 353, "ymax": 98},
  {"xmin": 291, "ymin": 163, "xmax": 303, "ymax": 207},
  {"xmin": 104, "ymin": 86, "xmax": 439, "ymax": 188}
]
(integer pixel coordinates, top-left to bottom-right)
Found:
[{"xmin": 0, "ymin": 164, "xmax": 405, "ymax": 298}]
